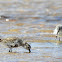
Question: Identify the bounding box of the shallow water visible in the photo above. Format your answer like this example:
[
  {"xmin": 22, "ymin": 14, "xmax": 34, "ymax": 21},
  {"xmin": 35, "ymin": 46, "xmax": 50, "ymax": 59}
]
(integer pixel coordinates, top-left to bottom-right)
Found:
[
  {"xmin": 0, "ymin": 0, "xmax": 62, "ymax": 62},
  {"xmin": 0, "ymin": 42, "xmax": 62, "ymax": 62}
]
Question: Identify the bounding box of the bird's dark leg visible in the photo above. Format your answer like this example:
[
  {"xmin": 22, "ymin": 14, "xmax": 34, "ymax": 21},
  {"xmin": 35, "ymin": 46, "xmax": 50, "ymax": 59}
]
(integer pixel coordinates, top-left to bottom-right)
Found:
[
  {"xmin": 56, "ymin": 36, "xmax": 57, "ymax": 39},
  {"xmin": 29, "ymin": 49, "xmax": 31, "ymax": 53},
  {"xmin": 9, "ymin": 47, "xmax": 12, "ymax": 52},
  {"xmin": 59, "ymin": 37, "xmax": 60, "ymax": 41}
]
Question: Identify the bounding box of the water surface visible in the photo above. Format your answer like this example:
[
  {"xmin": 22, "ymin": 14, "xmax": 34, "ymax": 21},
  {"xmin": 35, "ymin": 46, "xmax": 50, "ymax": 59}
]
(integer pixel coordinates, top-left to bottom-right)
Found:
[{"xmin": 0, "ymin": 0, "xmax": 62, "ymax": 62}]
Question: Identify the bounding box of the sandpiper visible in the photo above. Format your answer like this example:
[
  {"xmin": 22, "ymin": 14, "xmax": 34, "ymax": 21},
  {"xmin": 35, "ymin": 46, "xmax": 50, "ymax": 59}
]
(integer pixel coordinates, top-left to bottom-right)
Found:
[
  {"xmin": 53, "ymin": 25, "xmax": 62, "ymax": 41},
  {"xmin": 0, "ymin": 37, "xmax": 31, "ymax": 53}
]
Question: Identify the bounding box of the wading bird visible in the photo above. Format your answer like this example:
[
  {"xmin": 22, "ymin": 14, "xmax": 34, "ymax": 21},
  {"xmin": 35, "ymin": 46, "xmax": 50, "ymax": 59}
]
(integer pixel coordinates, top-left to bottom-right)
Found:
[
  {"xmin": 0, "ymin": 37, "xmax": 31, "ymax": 53},
  {"xmin": 53, "ymin": 25, "xmax": 62, "ymax": 41}
]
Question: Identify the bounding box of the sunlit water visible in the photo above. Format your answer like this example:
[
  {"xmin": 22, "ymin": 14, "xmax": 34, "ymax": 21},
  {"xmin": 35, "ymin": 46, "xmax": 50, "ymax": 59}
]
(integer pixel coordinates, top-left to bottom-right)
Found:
[{"xmin": 0, "ymin": 0, "xmax": 62, "ymax": 62}]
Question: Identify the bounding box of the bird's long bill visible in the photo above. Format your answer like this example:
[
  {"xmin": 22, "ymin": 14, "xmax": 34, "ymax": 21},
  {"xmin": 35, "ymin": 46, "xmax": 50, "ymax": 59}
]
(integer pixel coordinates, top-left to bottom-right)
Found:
[{"xmin": 29, "ymin": 49, "xmax": 31, "ymax": 53}]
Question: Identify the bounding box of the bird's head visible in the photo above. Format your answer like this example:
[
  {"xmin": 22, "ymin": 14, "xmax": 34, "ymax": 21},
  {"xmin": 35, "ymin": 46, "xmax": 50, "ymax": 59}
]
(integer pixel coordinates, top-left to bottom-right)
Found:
[{"xmin": 24, "ymin": 42, "xmax": 31, "ymax": 53}]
